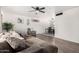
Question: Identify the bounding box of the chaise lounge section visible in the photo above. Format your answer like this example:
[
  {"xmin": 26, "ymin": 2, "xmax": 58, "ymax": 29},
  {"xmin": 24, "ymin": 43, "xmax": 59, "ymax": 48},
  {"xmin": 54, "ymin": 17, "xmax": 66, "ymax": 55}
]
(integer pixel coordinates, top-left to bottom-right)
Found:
[{"xmin": 18, "ymin": 36, "xmax": 58, "ymax": 53}]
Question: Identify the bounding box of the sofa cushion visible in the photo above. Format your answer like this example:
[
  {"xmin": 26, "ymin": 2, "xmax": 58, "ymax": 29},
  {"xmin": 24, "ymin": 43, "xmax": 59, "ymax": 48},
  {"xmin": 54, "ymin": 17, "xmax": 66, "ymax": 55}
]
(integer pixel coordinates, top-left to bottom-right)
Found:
[
  {"xmin": 18, "ymin": 44, "xmax": 43, "ymax": 53},
  {"xmin": 26, "ymin": 37, "xmax": 46, "ymax": 45},
  {"xmin": 6, "ymin": 37, "xmax": 29, "ymax": 52},
  {"xmin": 26, "ymin": 37, "xmax": 58, "ymax": 53},
  {"xmin": 40, "ymin": 43, "xmax": 58, "ymax": 53}
]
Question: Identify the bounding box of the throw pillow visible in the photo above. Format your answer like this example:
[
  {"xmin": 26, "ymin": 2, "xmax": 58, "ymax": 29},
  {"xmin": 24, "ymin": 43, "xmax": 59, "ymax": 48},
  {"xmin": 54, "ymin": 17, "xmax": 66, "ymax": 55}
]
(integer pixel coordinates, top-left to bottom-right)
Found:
[{"xmin": 6, "ymin": 37, "xmax": 29, "ymax": 52}]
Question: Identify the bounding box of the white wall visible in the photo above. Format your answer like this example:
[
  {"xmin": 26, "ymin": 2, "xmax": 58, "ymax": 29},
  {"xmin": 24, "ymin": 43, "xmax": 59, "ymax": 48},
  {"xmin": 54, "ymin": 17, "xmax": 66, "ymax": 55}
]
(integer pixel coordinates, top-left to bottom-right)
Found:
[
  {"xmin": 55, "ymin": 7, "xmax": 79, "ymax": 43},
  {"xmin": 1, "ymin": 7, "xmax": 55, "ymax": 34},
  {"xmin": 0, "ymin": 7, "xmax": 2, "ymax": 33},
  {"xmin": 2, "ymin": 12, "xmax": 44, "ymax": 34}
]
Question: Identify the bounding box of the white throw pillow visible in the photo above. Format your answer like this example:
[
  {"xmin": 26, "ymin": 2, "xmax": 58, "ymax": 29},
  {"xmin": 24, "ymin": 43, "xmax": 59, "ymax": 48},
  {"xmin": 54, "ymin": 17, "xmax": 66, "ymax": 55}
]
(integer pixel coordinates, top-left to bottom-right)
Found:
[
  {"xmin": 9, "ymin": 31, "xmax": 24, "ymax": 40},
  {"xmin": 0, "ymin": 33, "xmax": 3, "ymax": 38},
  {"xmin": 0, "ymin": 31, "xmax": 24, "ymax": 42},
  {"xmin": 0, "ymin": 32, "xmax": 10, "ymax": 42}
]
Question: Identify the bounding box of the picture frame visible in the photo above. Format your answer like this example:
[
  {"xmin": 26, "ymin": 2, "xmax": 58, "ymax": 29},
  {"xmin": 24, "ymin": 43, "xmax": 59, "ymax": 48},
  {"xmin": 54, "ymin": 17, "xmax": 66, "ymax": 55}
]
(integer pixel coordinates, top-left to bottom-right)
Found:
[{"xmin": 17, "ymin": 18, "xmax": 23, "ymax": 23}]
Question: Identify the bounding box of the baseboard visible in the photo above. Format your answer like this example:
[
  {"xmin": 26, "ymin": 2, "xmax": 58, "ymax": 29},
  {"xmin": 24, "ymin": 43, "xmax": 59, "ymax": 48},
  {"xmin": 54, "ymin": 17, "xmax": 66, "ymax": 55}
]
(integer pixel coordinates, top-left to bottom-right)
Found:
[{"xmin": 55, "ymin": 37, "xmax": 79, "ymax": 45}]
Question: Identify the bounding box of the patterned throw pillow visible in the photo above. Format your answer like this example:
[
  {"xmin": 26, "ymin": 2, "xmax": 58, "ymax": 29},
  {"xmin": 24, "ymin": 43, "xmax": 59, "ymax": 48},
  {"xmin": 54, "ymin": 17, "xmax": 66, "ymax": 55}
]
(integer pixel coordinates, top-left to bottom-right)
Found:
[{"xmin": 6, "ymin": 37, "xmax": 29, "ymax": 52}]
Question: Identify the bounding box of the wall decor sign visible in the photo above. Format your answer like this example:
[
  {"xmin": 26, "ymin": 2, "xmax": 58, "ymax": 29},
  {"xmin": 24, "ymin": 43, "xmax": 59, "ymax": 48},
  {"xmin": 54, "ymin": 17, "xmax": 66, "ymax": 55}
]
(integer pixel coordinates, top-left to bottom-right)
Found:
[{"xmin": 17, "ymin": 18, "xmax": 23, "ymax": 23}]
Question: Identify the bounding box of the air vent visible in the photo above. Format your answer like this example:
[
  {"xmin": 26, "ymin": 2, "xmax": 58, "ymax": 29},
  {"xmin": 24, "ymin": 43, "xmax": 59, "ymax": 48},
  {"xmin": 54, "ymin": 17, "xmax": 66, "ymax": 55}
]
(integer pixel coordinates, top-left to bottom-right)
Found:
[
  {"xmin": 56, "ymin": 12, "xmax": 63, "ymax": 16},
  {"xmin": 32, "ymin": 19, "xmax": 39, "ymax": 22}
]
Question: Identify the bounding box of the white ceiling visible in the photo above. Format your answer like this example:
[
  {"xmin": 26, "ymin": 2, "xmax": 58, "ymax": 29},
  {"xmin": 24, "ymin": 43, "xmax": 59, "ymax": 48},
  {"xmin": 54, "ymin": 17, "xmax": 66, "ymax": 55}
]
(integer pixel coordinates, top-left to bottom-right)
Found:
[
  {"xmin": 1, "ymin": 6, "xmax": 78, "ymax": 17},
  {"xmin": 55, "ymin": 6, "xmax": 78, "ymax": 13},
  {"xmin": 1, "ymin": 6, "xmax": 55, "ymax": 18}
]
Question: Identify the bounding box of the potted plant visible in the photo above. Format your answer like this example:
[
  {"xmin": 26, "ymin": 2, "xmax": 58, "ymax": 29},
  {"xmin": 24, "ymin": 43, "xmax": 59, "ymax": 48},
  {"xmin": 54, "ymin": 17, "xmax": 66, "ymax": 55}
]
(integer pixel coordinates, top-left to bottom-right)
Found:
[{"xmin": 2, "ymin": 22, "xmax": 14, "ymax": 32}]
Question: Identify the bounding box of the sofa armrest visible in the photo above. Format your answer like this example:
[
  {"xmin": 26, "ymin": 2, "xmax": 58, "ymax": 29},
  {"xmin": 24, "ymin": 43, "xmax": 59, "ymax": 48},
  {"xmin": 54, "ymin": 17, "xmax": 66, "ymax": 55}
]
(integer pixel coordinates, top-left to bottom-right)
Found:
[{"xmin": 17, "ymin": 44, "xmax": 43, "ymax": 53}]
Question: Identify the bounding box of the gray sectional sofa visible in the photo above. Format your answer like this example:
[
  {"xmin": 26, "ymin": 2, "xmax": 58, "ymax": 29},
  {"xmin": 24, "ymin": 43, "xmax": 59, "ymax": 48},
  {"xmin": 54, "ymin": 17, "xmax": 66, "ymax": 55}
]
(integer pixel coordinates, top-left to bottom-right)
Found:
[{"xmin": 0, "ymin": 31, "xmax": 58, "ymax": 53}]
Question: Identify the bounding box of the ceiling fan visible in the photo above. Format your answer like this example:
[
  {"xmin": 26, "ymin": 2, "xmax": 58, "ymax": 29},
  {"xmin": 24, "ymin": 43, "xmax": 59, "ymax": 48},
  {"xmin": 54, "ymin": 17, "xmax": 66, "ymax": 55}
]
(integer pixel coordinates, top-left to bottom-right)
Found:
[{"xmin": 29, "ymin": 6, "xmax": 45, "ymax": 14}]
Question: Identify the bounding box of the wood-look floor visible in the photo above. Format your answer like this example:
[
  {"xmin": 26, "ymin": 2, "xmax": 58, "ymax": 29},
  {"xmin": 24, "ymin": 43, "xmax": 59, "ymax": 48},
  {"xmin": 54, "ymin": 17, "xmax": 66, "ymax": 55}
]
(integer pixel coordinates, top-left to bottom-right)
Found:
[{"xmin": 37, "ymin": 34, "xmax": 79, "ymax": 53}]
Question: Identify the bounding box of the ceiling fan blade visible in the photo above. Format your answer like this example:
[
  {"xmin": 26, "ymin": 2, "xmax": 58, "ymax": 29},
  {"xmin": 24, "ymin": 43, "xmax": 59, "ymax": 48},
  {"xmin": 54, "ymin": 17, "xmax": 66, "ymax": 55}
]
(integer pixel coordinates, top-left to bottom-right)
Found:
[
  {"xmin": 40, "ymin": 11, "xmax": 45, "ymax": 13},
  {"xmin": 40, "ymin": 7, "xmax": 45, "ymax": 10},
  {"xmin": 32, "ymin": 7, "xmax": 36, "ymax": 10}
]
